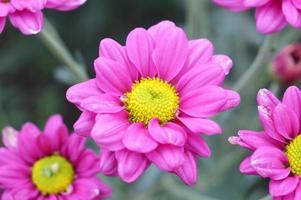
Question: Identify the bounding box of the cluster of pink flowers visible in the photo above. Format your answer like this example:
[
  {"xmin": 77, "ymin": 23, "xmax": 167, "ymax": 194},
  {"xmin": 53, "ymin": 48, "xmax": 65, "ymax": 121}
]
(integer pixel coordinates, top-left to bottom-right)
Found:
[
  {"xmin": 0, "ymin": 114, "xmax": 111, "ymax": 200},
  {"xmin": 213, "ymin": 0, "xmax": 301, "ymax": 34},
  {"xmin": 0, "ymin": 0, "xmax": 86, "ymax": 35},
  {"xmin": 230, "ymin": 86, "xmax": 301, "ymax": 199},
  {"xmin": 67, "ymin": 20, "xmax": 240, "ymax": 185}
]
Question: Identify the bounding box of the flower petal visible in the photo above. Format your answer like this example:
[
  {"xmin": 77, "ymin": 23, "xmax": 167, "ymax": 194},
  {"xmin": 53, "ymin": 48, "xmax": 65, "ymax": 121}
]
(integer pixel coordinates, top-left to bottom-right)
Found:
[
  {"xmin": 210, "ymin": 55, "xmax": 233, "ymax": 75},
  {"xmin": 115, "ymin": 150, "xmax": 149, "ymax": 183},
  {"xmin": 180, "ymin": 86, "xmax": 227, "ymax": 117},
  {"xmin": 185, "ymin": 133, "xmax": 211, "ymax": 157},
  {"xmin": 269, "ymin": 176, "xmax": 299, "ymax": 197},
  {"xmin": 2, "ymin": 127, "xmax": 18, "ymax": 148},
  {"xmin": 244, "ymin": 0, "xmax": 270, "ymax": 7},
  {"xmin": 147, "ymin": 20, "xmax": 176, "ymax": 38},
  {"xmin": 273, "ymin": 104, "xmax": 299, "ymax": 140},
  {"xmin": 91, "ymin": 112, "xmax": 129, "ymax": 151},
  {"xmin": 283, "ymin": 86, "xmax": 301, "ymax": 123},
  {"xmin": 148, "ymin": 119, "xmax": 187, "ymax": 146},
  {"xmin": 126, "ymin": 28, "xmax": 156, "ymax": 77},
  {"xmin": 178, "ymin": 116, "xmax": 222, "ymax": 135},
  {"xmin": 99, "ymin": 150, "xmax": 117, "ymax": 176},
  {"xmin": 213, "ymin": 0, "xmax": 248, "ymax": 12},
  {"xmin": 80, "ymin": 93, "xmax": 124, "ymax": 114},
  {"xmin": 73, "ymin": 111, "xmax": 96, "ymax": 137},
  {"xmin": 94, "ymin": 57, "xmax": 132, "ymax": 95},
  {"xmin": 174, "ymin": 151, "xmax": 197, "ymax": 186},
  {"xmin": 251, "ymin": 147, "xmax": 290, "ymax": 180},
  {"xmin": 240, "ymin": 156, "xmax": 258, "ymax": 175},
  {"xmin": 123, "ymin": 123, "xmax": 158, "ymax": 153},
  {"xmin": 282, "ymin": 0, "xmax": 301, "ymax": 28},
  {"xmin": 0, "ymin": 17, "xmax": 6, "ymax": 34},
  {"xmin": 255, "ymin": 1, "xmax": 287, "ymax": 34},
  {"xmin": 147, "ymin": 145, "xmax": 184, "ymax": 171},
  {"xmin": 176, "ymin": 63, "xmax": 225, "ymax": 95},
  {"xmin": 152, "ymin": 26, "xmax": 188, "ymax": 81},
  {"xmin": 9, "ymin": 10, "xmax": 43, "ymax": 35},
  {"xmin": 45, "ymin": 0, "xmax": 86, "ymax": 11},
  {"xmin": 99, "ymin": 38, "xmax": 137, "ymax": 81}
]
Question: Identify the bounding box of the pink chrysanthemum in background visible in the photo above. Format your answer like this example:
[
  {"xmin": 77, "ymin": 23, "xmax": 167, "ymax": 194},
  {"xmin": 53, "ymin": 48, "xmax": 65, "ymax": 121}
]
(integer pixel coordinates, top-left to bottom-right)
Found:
[
  {"xmin": 230, "ymin": 86, "xmax": 301, "ymax": 199},
  {"xmin": 67, "ymin": 20, "xmax": 240, "ymax": 185},
  {"xmin": 213, "ymin": 0, "xmax": 301, "ymax": 34},
  {"xmin": 0, "ymin": 0, "xmax": 86, "ymax": 35},
  {"xmin": 0, "ymin": 114, "xmax": 111, "ymax": 200},
  {"xmin": 272, "ymin": 43, "xmax": 301, "ymax": 85}
]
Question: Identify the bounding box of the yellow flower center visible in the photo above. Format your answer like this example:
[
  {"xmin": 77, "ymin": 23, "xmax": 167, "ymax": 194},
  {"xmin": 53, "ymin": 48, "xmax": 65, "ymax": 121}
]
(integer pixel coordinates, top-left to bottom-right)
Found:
[
  {"xmin": 286, "ymin": 134, "xmax": 301, "ymax": 176},
  {"xmin": 32, "ymin": 155, "xmax": 74, "ymax": 195},
  {"xmin": 124, "ymin": 77, "xmax": 179, "ymax": 126}
]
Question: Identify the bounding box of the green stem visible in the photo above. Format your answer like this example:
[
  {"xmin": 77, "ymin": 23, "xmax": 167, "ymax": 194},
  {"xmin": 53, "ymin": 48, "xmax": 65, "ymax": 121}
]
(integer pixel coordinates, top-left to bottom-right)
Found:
[
  {"xmin": 259, "ymin": 195, "xmax": 272, "ymax": 200},
  {"xmin": 37, "ymin": 20, "xmax": 88, "ymax": 82},
  {"xmin": 233, "ymin": 36, "xmax": 275, "ymax": 92}
]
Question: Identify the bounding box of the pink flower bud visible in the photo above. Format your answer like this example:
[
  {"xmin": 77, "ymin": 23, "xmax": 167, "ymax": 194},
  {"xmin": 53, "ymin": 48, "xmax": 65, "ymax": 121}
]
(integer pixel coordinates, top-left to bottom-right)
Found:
[{"xmin": 272, "ymin": 43, "xmax": 301, "ymax": 85}]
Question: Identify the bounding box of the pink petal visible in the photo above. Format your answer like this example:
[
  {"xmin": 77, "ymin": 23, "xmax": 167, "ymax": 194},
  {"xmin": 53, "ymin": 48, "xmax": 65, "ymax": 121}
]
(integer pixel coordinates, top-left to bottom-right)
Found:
[
  {"xmin": 180, "ymin": 86, "xmax": 227, "ymax": 117},
  {"xmin": 251, "ymin": 147, "xmax": 290, "ymax": 180},
  {"xmin": 91, "ymin": 112, "xmax": 129, "ymax": 151},
  {"xmin": 115, "ymin": 150, "xmax": 148, "ymax": 183},
  {"xmin": 126, "ymin": 28, "xmax": 156, "ymax": 77},
  {"xmin": 244, "ymin": 0, "xmax": 270, "ymax": 7},
  {"xmin": 255, "ymin": 1, "xmax": 287, "ymax": 34},
  {"xmin": 257, "ymin": 88, "xmax": 281, "ymax": 108},
  {"xmin": 174, "ymin": 151, "xmax": 197, "ymax": 186},
  {"xmin": 99, "ymin": 38, "xmax": 137, "ymax": 81},
  {"xmin": 210, "ymin": 55, "xmax": 233, "ymax": 75},
  {"xmin": 178, "ymin": 39, "xmax": 214, "ymax": 76},
  {"xmin": 147, "ymin": 20, "xmax": 176, "ymax": 38},
  {"xmin": 152, "ymin": 26, "xmax": 188, "ymax": 81},
  {"xmin": 146, "ymin": 145, "xmax": 185, "ymax": 171},
  {"xmin": 273, "ymin": 104, "xmax": 299, "ymax": 140},
  {"xmin": 18, "ymin": 123, "xmax": 43, "ymax": 164},
  {"xmin": 75, "ymin": 150, "xmax": 99, "ymax": 177},
  {"xmin": 176, "ymin": 63, "xmax": 225, "ymax": 95},
  {"xmin": 45, "ymin": 0, "xmax": 86, "ymax": 11},
  {"xmin": 269, "ymin": 176, "xmax": 299, "ymax": 197},
  {"xmin": 94, "ymin": 57, "xmax": 132, "ymax": 95},
  {"xmin": 80, "ymin": 94, "xmax": 124, "ymax": 114},
  {"xmin": 43, "ymin": 114, "xmax": 68, "ymax": 152},
  {"xmin": 61, "ymin": 134, "xmax": 85, "ymax": 164},
  {"xmin": 2, "ymin": 126, "xmax": 18, "ymax": 148},
  {"xmin": 213, "ymin": 0, "xmax": 248, "ymax": 12},
  {"xmin": 236, "ymin": 130, "xmax": 281, "ymax": 150},
  {"xmin": 73, "ymin": 111, "xmax": 95, "ymax": 137},
  {"xmin": 283, "ymin": 86, "xmax": 301, "ymax": 123},
  {"xmin": 178, "ymin": 116, "xmax": 222, "ymax": 135},
  {"xmin": 99, "ymin": 150, "xmax": 117, "ymax": 176},
  {"xmin": 71, "ymin": 178, "xmax": 112, "ymax": 199},
  {"xmin": 292, "ymin": 0, "xmax": 301, "ymax": 9},
  {"xmin": 240, "ymin": 156, "xmax": 258, "ymax": 175},
  {"xmin": 220, "ymin": 89, "xmax": 240, "ymax": 111},
  {"xmin": 185, "ymin": 133, "xmax": 211, "ymax": 157},
  {"xmin": 0, "ymin": 17, "xmax": 6, "ymax": 34},
  {"xmin": 122, "ymin": 123, "xmax": 158, "ymax": 153},
  {"xmin": 10, "ymin": 0, "xmax": 46, "ymax": 11},
  {"xmin": 283, "ymin": 0, "xmax": 301, "ymax": 28},
  {"xmin": 148, "ymin": 119, "xmax": 187, "ymax": 146},
  {"xmin": 293, "ymin": 182, "xmax": 301, "ymax": 200},
  {"xmin": 66, "ymin": 79, "xmax": 100, "ymax": 107},
  {"xmin": 9, "ymin": 10, "xmax": 43, "ymax": 35}
]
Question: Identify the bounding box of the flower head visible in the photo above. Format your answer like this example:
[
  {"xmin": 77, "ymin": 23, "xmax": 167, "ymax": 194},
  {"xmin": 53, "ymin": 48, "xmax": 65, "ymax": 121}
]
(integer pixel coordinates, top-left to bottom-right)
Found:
[
  {"xmin": 213, "ymin": 0, "xmax": 301, "ymax": 34},
  {"xmin": 272, "ymin": 43, "xmax": 301, "ymax": 85},
  {"xmin": 0, "ymin": 114, "xmax": 111, "ymax": 200},
  {"xmin": 230, "ymin": 86, "xmax": 301, "ymax": 199},
  {"xmin": 0, "ymin": 0, "xmax": 86, "ymax": 35},
  {"xmin": 66, "ymin": 20, "xmax": 240, "ymax": 185}
]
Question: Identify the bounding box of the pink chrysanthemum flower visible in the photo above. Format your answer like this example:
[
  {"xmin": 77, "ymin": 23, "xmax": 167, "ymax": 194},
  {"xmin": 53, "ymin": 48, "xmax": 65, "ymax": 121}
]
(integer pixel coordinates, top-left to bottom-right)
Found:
[
  {"xmin": 66, "ymin": 20, "xmax": 240, "ymax": 185},
  {"xmin": 230, "ymin": 86, "xmax": 301, "ymax": 199},
  {"xmin": 0, "ymin": 0, "xmax": 86, "ymax": 35},
  {"xmin": 213, "ymin": 0, "xmax": 301, "ymax": 34},
  {"xmin": 0, "ymin": 114, "xmax": 111, "ymax": 200}
]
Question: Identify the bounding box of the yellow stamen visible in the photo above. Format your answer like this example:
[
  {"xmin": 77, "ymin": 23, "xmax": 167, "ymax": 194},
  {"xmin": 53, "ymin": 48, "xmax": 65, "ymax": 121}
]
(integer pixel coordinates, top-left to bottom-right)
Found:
[
  {"xmin": 32, "ymin": 155, "xmax": 74, "ymax": 195},
  {"xmin": 286, "ymin": 134, "xmax": 301, "ymax": 176},
  {"xmin": 124, "ymin": 77, "xmax": 179, "ymax": 126}
]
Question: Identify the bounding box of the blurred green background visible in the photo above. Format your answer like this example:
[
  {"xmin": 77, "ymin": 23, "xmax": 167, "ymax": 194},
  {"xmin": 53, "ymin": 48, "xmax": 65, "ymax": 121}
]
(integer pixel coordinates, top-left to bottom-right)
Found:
[{"xmin": 1, "ymin": 0, "xmax": 300, "ymax": 199}]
